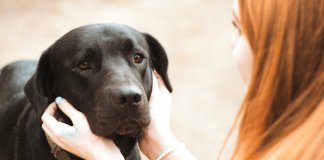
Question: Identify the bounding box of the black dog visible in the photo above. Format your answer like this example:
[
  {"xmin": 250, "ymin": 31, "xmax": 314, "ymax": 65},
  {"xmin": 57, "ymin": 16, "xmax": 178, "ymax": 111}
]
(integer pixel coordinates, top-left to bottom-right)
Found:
[{"xmin": 0, "ymin": 23, "xmax": 172, "ymax": 160}]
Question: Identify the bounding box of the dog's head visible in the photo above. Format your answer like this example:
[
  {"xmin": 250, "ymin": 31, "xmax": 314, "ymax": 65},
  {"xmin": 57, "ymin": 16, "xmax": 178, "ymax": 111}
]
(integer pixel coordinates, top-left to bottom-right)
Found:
[{"xmin": 24, "ymin": 23, "xmax": 172, "ymax": 138}]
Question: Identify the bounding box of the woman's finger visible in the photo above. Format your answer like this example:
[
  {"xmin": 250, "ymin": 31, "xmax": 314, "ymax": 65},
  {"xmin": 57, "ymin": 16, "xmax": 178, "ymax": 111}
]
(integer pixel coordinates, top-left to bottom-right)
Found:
[
  {"xmin": 55, "ymin": 97, "xmax": 85, "ymax": 124},
  {"xmin": 152, "ymin": 72, "xmax": 160, "ymax": 91},
  {"xmin": 43, "ymin": 119, "xmax": 77, "ymax": 137},
  {"xmin": 42, "ymin": 112, "xmax": 61, "ymax": 133},
  {"xmin": 153, "ymin": 71, "xmax": 169, "ymax": 92},
  {"xmin": 42, "ymin": 123, "xmax": 70, "ymax": 150},
  {"xmin": 42, "ymin": 123, "xmax": 58, "ymax": 142},
  {"xmin": 42, "ymin": 102, "xmax": 57, "ymax": 118},
  {"xmin": 42, "ymin": 116, "xmax": 64, "ymax": 133}
]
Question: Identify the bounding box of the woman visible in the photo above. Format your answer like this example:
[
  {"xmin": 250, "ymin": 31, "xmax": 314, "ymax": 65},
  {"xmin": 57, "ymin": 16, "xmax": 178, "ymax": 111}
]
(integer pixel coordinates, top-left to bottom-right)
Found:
[{"xmin": 41, "ymin": 0, "xmax": 324, "ymax": 159}]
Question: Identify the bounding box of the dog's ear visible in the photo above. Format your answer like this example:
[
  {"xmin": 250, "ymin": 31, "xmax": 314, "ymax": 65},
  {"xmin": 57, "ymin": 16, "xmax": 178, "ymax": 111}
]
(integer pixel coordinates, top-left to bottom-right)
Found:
[
  {"xmin": 24, "ymin": 49, "xmax": 54, "ymax": 121},
  {"xmin": 142, "ymin": 33, "xmax": 172, "ymax": 92}
]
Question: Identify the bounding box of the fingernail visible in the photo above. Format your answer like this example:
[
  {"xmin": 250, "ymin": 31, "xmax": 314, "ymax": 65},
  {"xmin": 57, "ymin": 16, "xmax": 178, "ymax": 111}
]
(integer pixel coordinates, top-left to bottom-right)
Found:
[{"xmin": 55, "ymin": 97, "xmax": 64, "ymax": 105}]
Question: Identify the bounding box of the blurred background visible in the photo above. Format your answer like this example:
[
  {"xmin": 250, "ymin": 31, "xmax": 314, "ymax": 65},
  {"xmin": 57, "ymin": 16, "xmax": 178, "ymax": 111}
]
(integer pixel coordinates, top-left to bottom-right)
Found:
[{"xmin": 0, "ymin": 0, "xmax": 245, "ymax": 159}]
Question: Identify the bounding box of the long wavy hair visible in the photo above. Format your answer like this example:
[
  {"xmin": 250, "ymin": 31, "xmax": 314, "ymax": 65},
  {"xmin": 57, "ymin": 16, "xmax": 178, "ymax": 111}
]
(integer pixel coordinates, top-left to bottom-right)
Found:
[{"xmin": 229, "ymin": 0, "xmax": 324, "ymax": 159}]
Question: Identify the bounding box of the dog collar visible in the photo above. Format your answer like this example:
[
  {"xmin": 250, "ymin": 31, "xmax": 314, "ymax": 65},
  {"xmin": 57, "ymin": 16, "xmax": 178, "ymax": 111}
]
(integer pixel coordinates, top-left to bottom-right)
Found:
[{"xmin": 45, "ymin": 133, "xmax": 72, "ymax": 160}]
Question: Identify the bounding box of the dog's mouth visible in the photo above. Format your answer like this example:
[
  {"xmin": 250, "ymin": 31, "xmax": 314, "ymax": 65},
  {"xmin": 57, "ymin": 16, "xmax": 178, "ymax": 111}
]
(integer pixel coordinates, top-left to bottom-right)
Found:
[
  {"xmin": 114, "ymin": 117, "xmax": 150, "ymax": 137},
  {"xmin": 114, "ymin": 118, "xmax": 149, "ymax": 137},
  {"xmin": 90, "ymin": 114, "xmax": 151, "ymax": 138},
  {"xmin": 88, "ymin": 100, "xmax": 151, "ymax": 138}
]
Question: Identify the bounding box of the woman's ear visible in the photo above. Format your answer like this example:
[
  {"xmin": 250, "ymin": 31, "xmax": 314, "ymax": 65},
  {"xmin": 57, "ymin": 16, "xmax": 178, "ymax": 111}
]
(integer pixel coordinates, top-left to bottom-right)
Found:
[{"xmin": 142, "ymin": 33, "xmax": 173, "ymax": 92}]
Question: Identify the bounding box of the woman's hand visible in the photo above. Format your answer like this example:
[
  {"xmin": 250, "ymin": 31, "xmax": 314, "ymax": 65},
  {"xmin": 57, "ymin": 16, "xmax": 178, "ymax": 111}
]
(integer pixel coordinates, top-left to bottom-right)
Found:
[
  {"xmin": 148, "ymin": 71, "xmax": 173, "ymax": 133},
  {"xmin": 41, "ymin": 97, "xmax": 124, "ymax": 160},
  {"xmin": 139, "ymin": 72, "xmax": 180, "ymax": 159}
]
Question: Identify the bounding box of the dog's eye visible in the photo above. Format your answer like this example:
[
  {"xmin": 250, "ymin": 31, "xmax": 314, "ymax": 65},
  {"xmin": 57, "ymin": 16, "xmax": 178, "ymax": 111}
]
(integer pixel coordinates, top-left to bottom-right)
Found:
[
  {"xmin": 78, "ymin": 61, "xmax": 91, "ymax": 70},
  {"xmin": 133, "ymin": 54, "xmax": 144, "ymax": 64}
]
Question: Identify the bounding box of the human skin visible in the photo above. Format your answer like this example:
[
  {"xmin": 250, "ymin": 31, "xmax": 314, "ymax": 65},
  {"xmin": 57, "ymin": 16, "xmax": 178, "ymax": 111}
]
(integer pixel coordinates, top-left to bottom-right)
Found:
[
  {"xmin": 231, "ymin": 0, "xmax": 253, "ymax": 86},
  {"xmin": 41, "ymin": 98, "xmax": 124, "ymax": 160}
]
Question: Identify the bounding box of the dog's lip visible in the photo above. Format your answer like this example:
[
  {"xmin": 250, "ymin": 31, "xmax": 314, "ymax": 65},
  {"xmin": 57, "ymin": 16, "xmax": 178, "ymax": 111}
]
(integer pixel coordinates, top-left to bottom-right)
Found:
[
  {"xmin": 113, "ymin": 118, "xmax": 142, "ymax": 135},
  {"xmin": 115, "ymin": 125, "xmax": 141, "ymax": 137},
  {"xmin": 92, "ymin": 111, "xmax": 150, "ymax": 137}
]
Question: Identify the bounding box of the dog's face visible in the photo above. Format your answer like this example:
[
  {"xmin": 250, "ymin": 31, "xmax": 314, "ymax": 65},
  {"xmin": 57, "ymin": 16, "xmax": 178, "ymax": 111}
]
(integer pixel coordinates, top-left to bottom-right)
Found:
[{"xmin": 24, "ymin": 23, "xmax": 172, "ymax": 138}]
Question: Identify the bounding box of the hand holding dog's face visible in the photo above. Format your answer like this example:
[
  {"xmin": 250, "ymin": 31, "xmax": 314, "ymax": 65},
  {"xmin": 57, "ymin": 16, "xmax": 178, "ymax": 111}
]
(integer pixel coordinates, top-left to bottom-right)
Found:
[
  {"xmin": 41, "ymin": 98, "xmax": 125, "ymax": 160},
  {"xmin": 24, "ymin": 23, "xmax": 172, "ymax": 138}
]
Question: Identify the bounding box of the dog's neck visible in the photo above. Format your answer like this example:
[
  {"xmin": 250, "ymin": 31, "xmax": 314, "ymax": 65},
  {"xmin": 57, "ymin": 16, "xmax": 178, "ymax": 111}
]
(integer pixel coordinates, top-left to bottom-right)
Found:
[
  {"xmin": 44, "ymin": 133, "xmax": 72, "ymax": 160},
  {"xmin": 43, "ymin": 111, "xmax": 77, "ymax": 160}
]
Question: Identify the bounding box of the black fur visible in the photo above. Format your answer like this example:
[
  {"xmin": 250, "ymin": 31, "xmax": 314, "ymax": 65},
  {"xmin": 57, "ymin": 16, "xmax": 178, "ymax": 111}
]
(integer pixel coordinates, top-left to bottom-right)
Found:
[{"xmin": 0, "ymin": 23, "xmax": 172, "ymax": 160}]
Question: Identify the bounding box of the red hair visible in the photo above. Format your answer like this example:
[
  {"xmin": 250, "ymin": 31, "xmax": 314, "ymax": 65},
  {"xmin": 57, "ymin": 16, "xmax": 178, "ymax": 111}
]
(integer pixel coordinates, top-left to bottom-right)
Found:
[{"xmin": 227, "ymin": 0, "xmax": 324, "ymax": 159}]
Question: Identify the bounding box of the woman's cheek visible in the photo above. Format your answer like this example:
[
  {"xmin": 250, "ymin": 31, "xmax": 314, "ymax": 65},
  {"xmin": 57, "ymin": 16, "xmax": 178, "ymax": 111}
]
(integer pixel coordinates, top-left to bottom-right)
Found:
[
  {"xmin": 232, "ymin": 36, "xmax": 253, "ymax": 86},
  {"xmin": 231, "ymin": 29, "xmax": 240, "ymax": 49}
]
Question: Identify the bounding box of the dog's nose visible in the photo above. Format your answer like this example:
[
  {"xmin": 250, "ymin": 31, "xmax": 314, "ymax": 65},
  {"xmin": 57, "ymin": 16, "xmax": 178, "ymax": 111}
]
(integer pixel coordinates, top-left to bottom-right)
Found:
[{"xmin": 111, "ymin": 86, "xmax": 143, "ymax": 107}]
